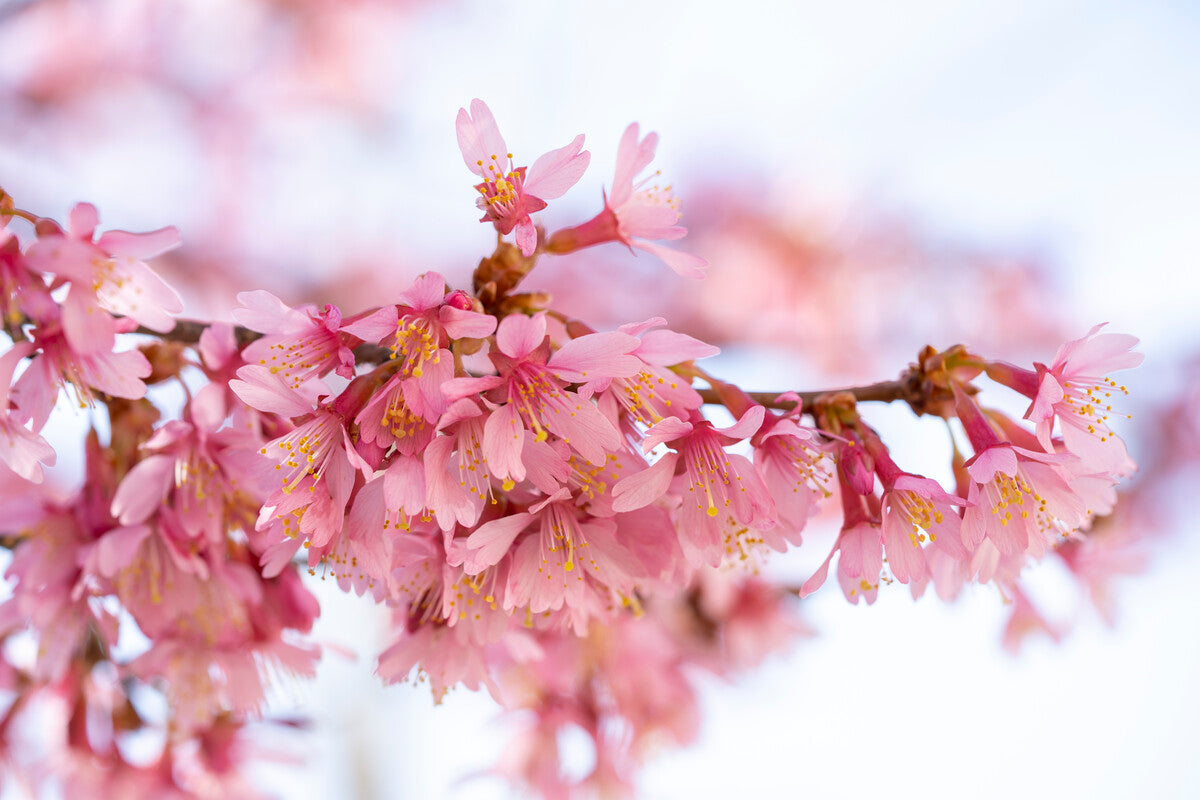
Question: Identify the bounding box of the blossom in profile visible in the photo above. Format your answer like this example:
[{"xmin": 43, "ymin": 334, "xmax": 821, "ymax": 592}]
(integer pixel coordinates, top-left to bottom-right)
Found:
[
  {"xmin": 457, "ymin": 99, "xmax": 590, "ymax": 256},
  {"xmin": 546, "ymin": 122, "xmax": 708, "ymax": 278},
  {"xmin": 986, "ymin": 324, "xmax": 1141, "ymax": 476}
]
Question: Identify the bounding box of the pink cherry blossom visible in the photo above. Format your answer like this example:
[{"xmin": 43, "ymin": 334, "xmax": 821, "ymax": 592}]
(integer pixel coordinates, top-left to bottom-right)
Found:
[
  {"xmin": 987, "ymin": 324, "xmax": 1141, "ymax": 477},
  {"xmin": 546, "ymin": 123, "xmax": 707, "ymax": 278},
  {"xmin": 955, "ymin": 386, "xmax": 1097, "ymax": 571},
  {"xmin": 235, "ymin": 291, "xmax": 356, "ymax": 390},
  {"xmin": 445, "ymin": 313, "xmax": 641, "ymax": 475},
  {"xmin": 613, "ymin": 406, "xmax": 776, "ymax": 568},
  {"xmin": 457, "ymin": 99, "xmax": 590, "ymax": 257},
  {"xmin": 751, "ymin": 401, "xmax": 831, "ymax": 536},
  {"xmin": 24, "ymin": 202, "xmax": 183, "ymax": 333}
]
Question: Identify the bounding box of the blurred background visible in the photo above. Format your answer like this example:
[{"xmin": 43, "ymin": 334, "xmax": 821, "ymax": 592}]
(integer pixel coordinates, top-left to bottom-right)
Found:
[{"xmin": 2, "ymin": 0, "xmax": 1198, "ymax": 797}]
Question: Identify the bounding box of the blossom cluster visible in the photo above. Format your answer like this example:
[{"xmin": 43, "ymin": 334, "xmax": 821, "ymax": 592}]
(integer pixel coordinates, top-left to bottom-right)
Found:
[{"xmin": 0, "ymin": 101, "xmax": 1142, "ymax": 798}]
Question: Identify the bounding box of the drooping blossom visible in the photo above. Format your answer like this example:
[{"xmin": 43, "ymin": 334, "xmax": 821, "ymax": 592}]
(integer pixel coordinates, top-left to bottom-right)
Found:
[
  {"xmin": 459, "ymin": 487, "xmax": 644, "ymax": 632},
  {"xmin": 546, "ymin": 122, "xmax": 707, "ymax": 278},
  {"xmin": 954, "ymin": 386, "xmax": 1098, "ymax": 577},
  {"xmin": 799, "ymin": 463, "xmax": 885, "ymax": 605},
  {"xmin": 869, "ymin": 444, "xmax": 968, "ymax": 586},
  {"xmin": 613, "ymin": 406, "xmax": 776, "ymax": 568},
  {"xmin": 457, "ymin": 99, "xmax": 590, "ymax": 256},
  {"xmin": 750, "ymin": 395, "xmax": 831, "ymax": 537}
]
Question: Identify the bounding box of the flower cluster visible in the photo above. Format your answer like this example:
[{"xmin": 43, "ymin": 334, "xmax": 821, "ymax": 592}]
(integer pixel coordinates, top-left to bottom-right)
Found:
[{"xmin": 0, "ymin": 101, "xmax": 1144, "ymax": 799}]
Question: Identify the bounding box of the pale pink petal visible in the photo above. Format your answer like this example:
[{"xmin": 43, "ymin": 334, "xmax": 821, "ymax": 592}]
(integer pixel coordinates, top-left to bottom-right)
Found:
[
  {"xmin": 95, "ymin": 226, "xmax": 181, "ymax": 259},
  {"xmin": 456, "ymin": 99, "xmax": 508, "ymax": 176},
  {"xmin": 619, "ymin": 204, "xmax": 686, "ymax": 240},
  {"xmin": 229, "ymin": 365, "xmax": 319, "ymax": 417},
  {"xmin": 464, "ymin": 512, "xmax": 533, "ymax": 573},
  {"xmin": 617, "ymin": 317, "xmax": 668, "ymax": 338},
  {"xmin": 0, "ymin": 422, "xmax": 56, "ymax": 483},
  {"xmin": 496, "ymin": 312, "xmax": 548, "ymax": 360},
  {"xmin": 439, "ymin": 306, "xmax": 497, "ymax": 340},
  {"xmin": 798, "ymin": 545, "xmax": 836, "ymax": 598},
  {"xmin": 233, "ymin": 290, "xmax": 300, "ymax": 333},
  {"xmin": 716, "ymin": 405, "xmax": 766, "ymax": 440},
  {"xmin": 631, "ymin": 240, "xmax": 707, "ymax": 279},
  {"xmin": 883, "ymin": 512, "xmax": 927, "ymax": 584},
  {"xmin": 610, "ymin": 124, "xmax": 657, "ymax": 207},
  {"xmin": 61, "ymin": 285, "xmax": 116, "ymax": 355},
  {"xmin": 198, "ymin": 322, "xmax": 238, "ymax": 370},
  {"xmin": 482, "ymin": 403, "xmax": 527, "ymax": 482},
  {"xmin": 547, "ymin": 331, "xmax": 642, "ymax": 382},
  {"xmin": 190, "ymin": 382, "xmax": 227, "ymax": 431},
  {"xmin": 98, "ymin": 257, "xmax": 183, "ymax": 331},
  {"xmin": 514, "ymin": 218, "xmax": 538, "ymax": 257},
  {"xmin": 966, "ymin": 445, "xmax": 1019, "ymax": 483},
  {"xmin": 80, "ymin": 348, "xmax": 151, "ymax": 399},
  {"xmin": 440, "ymin": 375, "xmax": 504, "ymax": 403},
  {"xmin": 398, "ymin": 272, "xmax": 446, "ymax": 311},
  {"xmin": 93, "ymin": 524, "xmax": 153, "ymax": 576},
  {"xmin": 0, "ymin": 342, "xmax": 33, "ymax": 408},
  {"xmin": 612, "ymin": 453, "xmax": 678, "ymax": 512},
  {"xmin": 111, "ymin": 454, "xmax": 174, "ymax": 524},
  {"xmin": 524, "ymin": 134, "xmax": 590, "ymax": 200},
  {"xmin": 383, "ymin": 456, "xmax": 426, "ymax": 514},
  {"xmin": 68, "ymin": 203, "xmax": 100, "ymax": 238},
  {"xmin": 340, "ymin": 305, "xmax": 398, "ymax": 342},
  {"xmin": 635, "ymin": 329, "xmax": 720, "ymax": 365},
  {"xmin": 642, "ymin": 417, "xmax": 692, "ymax": 452}
]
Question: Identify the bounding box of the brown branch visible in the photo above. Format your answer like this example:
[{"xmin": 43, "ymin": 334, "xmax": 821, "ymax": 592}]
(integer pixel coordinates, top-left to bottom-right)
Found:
[{"xmin": 143, "ymin": 318, "xmax": 926, "ymax": 408}]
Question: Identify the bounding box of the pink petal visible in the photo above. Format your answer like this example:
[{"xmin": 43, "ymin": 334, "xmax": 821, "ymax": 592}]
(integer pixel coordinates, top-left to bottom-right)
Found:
[
  {"xmin": 642, "ymin": 417, "xmax": 692, "ymax": 452},
  {"xmin": 80, "ymin": 349, "xmax": 151, "ymax": 399},
  {"xmin": 340, "ymin": 306, "xmax": 397, "ymax": 342},
  {"xmin": 397, "ymin": 272, "xmax": 447, "ymax": 312},
  {"xmin": 610, "ymin": 124, "xmax": 657, "ymax": 208},
  {"xmin": 0, "ymin": 342, "xmax": 34, "ymax": 409},
  {"xmin": 482, "ymin": 403, "xmax": 526, "ymax": 482},
  {"xmin": 198, "ymin": 322, "xmax": 238, "ymax": 370},
  {"xmin": 464, "ymin": 512, "xmax": 533, "ymax": 573},
  {"xmin": 514, "ymin": 217, "xmax": 538, "ymax": 257},
  {"xmin": 69, "ymin": 203, "xmax": 100, "ymax": 238},
  {"xmin": 233, "ymin": 290, "xmax": 296, "ymax": 333},
  {"xmin": 98, "ymin": 257, "xmax": 183, "ymax": 332},
  {"xmin": 94, "ymin": 524, "xmax": 153, "ymax": 576},
  {"xmin": 496, "ymin": 312, "xmax": 547, "ymax": 360},
  {"xmin": 548, "ymin": 331, "xmax": 641, "ymax": 382},
  {"xmin": 383, "ymin": 456, "xmax": 426, "ymax": 513},
  {"xmin": 716, "ymin": 405, "xmax": 766, "ymax": 441},
  {"xmin": 61, "ymin": 285, "xmax": 116, "ymax": 355},
  {"xmin": 631, "ymin": 240, "xmax": 707, "ymax": 279},
  {"xmin": 95, "ymin": 226, "xmax": 181, "ymax": 259},
  {"xmin": 229, "ymin": 365, "xmax": 319, "ymax": 417},
  {"xmin": 612, "ymin": 453, "xmax": 678, "ymax": 512},
  {"xmin": 111, "ymin": 454, "xmax": 173, "ymax": 525},
  {"xmin": 456, "ymin": 99, "xmax": 508, "ymax": 177},
  {"xmin": 524, "ymin": 135, "xmax": 590, "ymax": 200},
  {"xmin": 635, "ymin": 329, "xmax": 719, "ymax": 365},
  {"xmin": 439, "ymin": 306, "xmax": 497, "ymax": 340}
]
